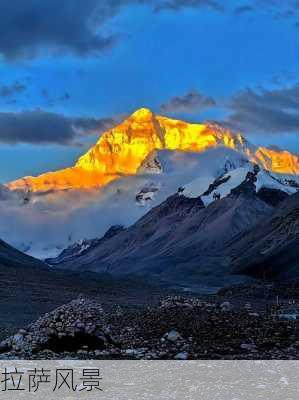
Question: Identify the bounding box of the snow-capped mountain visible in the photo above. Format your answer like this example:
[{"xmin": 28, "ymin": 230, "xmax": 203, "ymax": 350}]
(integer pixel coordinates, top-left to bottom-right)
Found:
[
  {"xmin": 47, "ymin": 169, "xmax": 279, "ymax": 287},
  {"xmin": 48, "ymin": 158, "xmax": 298, "ymax": 285},
  {"xmin": 0, "ymin": 147, "xmax": 251, "ymax": 257},
  {"xmin": 7, "ymin": 108, "xmax": 299, "ymax": 193},
  {"xmin": 182, "ymin": 163, "xmax": 297, "ymax": 207},
  {"xmin": 1, "ymin": 108, "xmax": 299, "ymax": 258}
]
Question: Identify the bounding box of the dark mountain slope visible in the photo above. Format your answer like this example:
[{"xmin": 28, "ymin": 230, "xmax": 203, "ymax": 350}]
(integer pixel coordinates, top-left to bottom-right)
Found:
[
  {"xmin": 0, "ymin": 238, "xmax": 173, "ymax": 335},
  {"xmin": 230, "ymin": 192, "xmax": 299, "ymax": 280},
  {"xmin": 0, "ymin": 239, "xmax": 46, "ymax": 270},
  {"xmin": 50, "ymin": 182, "xmax": 273, "ymax": 286}
]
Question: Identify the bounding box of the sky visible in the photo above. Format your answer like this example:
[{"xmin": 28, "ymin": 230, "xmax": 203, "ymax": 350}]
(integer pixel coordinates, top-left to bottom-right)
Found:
[{"xmin": 1, "ymin": 0, "xmax": 299, "ymax": 182}]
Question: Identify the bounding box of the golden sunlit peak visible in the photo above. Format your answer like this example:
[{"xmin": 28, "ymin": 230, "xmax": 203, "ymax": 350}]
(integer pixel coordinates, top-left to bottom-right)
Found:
[
  {"xmin": 130, "ymin": 107, "xmax": 154, "ymax": 119},
  {"xmin": 7, "ymin": 109, "xmax": 299, "ymax": 193}
]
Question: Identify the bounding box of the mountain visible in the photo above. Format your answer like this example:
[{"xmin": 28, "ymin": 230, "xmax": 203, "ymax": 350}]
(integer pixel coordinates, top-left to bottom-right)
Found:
[
  {"xmin": 182, "ymin": 164, "xmax": 297, "ymax": 205},
  {"xmin": 48, "ymin": 168, "xmax": 280, "ymax": 288},
  {"xmin": 0, "ymin": 238, "xmax": 45, "ymax": 270},
  {"xmin": 2, "ymin": 108, "xmax": 299, "ymax": 259},
  {"xmin": 0, "ymin": 237, "xmax": 169, "ymax": 331},
  {"xmin": 7, "ymin": 108, "xmax": 299, "ymax": 193},
  {"xmin": 230, "ymin": 192, "xmax": 299, "ymax": 280}
]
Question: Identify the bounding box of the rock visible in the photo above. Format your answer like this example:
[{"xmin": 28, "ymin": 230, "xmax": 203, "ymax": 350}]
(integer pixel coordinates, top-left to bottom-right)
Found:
[
  {"xmin": 164, "ymin": 330, "xmax": 182, "ymax": 343},
  {"xmin": 220, "ymin": 302, "xmax": 232, "ymax": 312},
  {"xmin": 249, "ymin": 313, "xmax": 260, "ymax": 317},
  {"xmin": 12, "ymin": 334, "xmax": 24, "ymax": 348},
  {"xmin": 240, "ymin": 343, "xmax": 257, "ymax": 352},
  {"xmin": 124, "ymin": 349, "xmax": 136, "ymax": 356},
  {"xmin": 77, "ymin": 350, "xmax": 88, "ymax": 355},
  {"xmin": 146, "ymin": 352, "xmax": 158, "ymax": 359},
  {"xmin": 174, "ymin": 352, "xmax": 188, "ymax": 360},
  {"xmin": 115, "ymin": 306, "xmax": 124, "ymax": 317},
  {"xmin": 159, "ymin": 296, "xmax": 203, "ymax": 310},
  {"xmin": 95, "ymin": 350, "xmax": 111, "ymax": 357}
]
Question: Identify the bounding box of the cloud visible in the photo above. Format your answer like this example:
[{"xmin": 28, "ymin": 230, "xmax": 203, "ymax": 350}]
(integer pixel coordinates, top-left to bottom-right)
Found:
[
  {"xmin": 1, "ymin": 0, "xmax": 275, "ymax": 62},
  {"xmin": 236, "ymin": 0, "xmax": 299, "ymax": 20},
  {"xmin": 0, "ymin": 0, "xmax": 297, "ymax": 62},
  {"xmin": 225, "ymin": 84, "xmax": 299, "ymax": 134},
  {"xmin": 154, "ymin": 0, "xmax": 224, "ymax": 12},
  {"xmin": 155, "ymin": 0, "xmax": 299, "ymax": 21},
  {"xmin": 0, "ymin": 0, "xmax": 136, "ymax": 61},
  {"xmin": 0, "ymin": 81, "xmax": 27, "ymax": 97},
  {"xmin": 160, "ymin": 89, "xmax": 216, "ymax": 113},
  {"xmin": 0, "ymin": 110, "xmax": 118, "ymax": 145}
]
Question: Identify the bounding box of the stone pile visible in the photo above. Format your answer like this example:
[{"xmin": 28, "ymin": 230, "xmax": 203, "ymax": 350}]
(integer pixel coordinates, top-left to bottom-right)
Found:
[{"xmin": 0, "ymin": 297, "xmax": 110, "ymax": 358}]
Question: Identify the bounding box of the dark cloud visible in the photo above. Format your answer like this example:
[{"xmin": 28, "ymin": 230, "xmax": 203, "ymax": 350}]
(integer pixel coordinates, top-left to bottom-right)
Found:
[
  {"xmin": 0, "ymin": 0, "xmax": 297, "ymax": 62},
  {"xmin": 72, "ymin": 116, "xmax": 117, "ymax": 136},
  {"xmin": 161, "ymin": 90, "xmax": 216, "ymax": 113},
  {"xmin": 0, "ymin": 110, "xmax": 118, "ymax": 145},
  {"xmin": 0, "ymin": 0, "xmax": 228, "ymax": 60},
  {"xmin": 1, "ymin": 1, "xmax": 278, "ymax": 62},
  {"xmin": 154, "ymin": 0, "xmax": 224, "ymax": 12},
  {"xmin": 0, "ymin": 81, "xmax": 27, "ymax": 97},
  {"xmin": 225, "ymin": 84, "xmax": 299, "ymax": 134},
  {"xmin": 0, "ymin": 0, "xmax": 135, "ymax": 61}
]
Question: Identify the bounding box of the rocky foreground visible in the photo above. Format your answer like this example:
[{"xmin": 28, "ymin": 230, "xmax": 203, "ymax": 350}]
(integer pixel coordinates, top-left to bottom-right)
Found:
[{"xmin": 0, "ymin": 295, "xmax": 298, "ymax": 360}]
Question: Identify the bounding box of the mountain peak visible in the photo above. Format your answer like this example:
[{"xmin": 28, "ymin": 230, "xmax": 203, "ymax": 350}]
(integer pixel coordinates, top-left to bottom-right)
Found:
[
  {"xmin": 7, "ymin": 110, "xmax": 299, "ymax": 193},
  {"xmin": 130, "ymin": 107, "xmax": 154, "ymax": 119}
]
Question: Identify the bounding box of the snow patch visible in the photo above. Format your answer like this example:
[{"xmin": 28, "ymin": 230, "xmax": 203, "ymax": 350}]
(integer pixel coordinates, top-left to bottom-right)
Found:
[{"xmin": 184, "ymin": 164, "xmax": 298, "ymax": 206}]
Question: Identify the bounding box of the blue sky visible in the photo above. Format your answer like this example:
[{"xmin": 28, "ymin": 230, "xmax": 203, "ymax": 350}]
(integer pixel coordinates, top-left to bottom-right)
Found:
[{"xmin": 0, "ymin": 0, "xmax": 299, "ymax": 182}]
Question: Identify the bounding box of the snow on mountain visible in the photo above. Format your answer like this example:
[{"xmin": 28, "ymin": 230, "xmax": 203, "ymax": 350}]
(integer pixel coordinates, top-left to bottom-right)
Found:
[
  {"xmin": 48, "ymin": 176, "xmax": 274, "ymax": 287},
  {"xmin": 7, "ymin": 108, "xmax": 299, "ymax": 194},
  {"xmin": 1, "ymin": 108, "xmax": 299, "ymax": 259},
  {"xmin": 0, "ymin": 147, "xmax": 251, "ymax": 258},
  {"xmin": 183, "ymin": 163, "xmax": 297, "ymax": 207},
  {"xmin": 49, "ymin": 158, "xmax": 299, "ymax": 285},
  {"xmin": 1, "ymin": 144, "xmax": 299, "ymax": 259}
]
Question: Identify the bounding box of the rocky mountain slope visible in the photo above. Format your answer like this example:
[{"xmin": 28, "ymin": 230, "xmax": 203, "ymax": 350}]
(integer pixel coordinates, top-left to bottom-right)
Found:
[
  {"xmin": 48, "ymin": 168, "xmax": 281, "ymax": 287},
  {"xmin": 7, "ymin": 108, "xmax": 299, "ymax": 193},
  {"xmin": 0, "ymin": 238, "xmax": 46, "ymax": 270},
  {"xmin": 230, "ymin": 192, "xmax": 299, "ymax": 280},
  {"xmin": 0, "ymin": 147, "xmax": 254, "ymax": 258},
  {"xmin": 0, "ymin": 236, "xmax": 175, "ymax": 336}
]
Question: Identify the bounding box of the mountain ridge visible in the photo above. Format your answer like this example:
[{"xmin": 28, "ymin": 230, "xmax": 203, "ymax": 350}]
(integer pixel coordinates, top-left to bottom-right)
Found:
[
  {"xmin": 7, "ymin": 108, "xmax": 299, "ymax": 193},
  {"xmin": 47, "ymin": 172, "xmax": 278, "ymax": 286}
]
